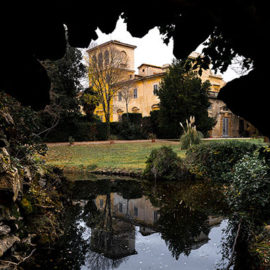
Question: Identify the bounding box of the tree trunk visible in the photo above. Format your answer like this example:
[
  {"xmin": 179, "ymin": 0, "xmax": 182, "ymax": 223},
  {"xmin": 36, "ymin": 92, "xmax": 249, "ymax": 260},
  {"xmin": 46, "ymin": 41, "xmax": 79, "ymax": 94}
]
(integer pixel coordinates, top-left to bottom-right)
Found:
[
  {"xmin": 106, "ymin": 113, "xmax": 110, "ymax": 139},
  {"xmin": 106, "ymin": 120, "xmax": 110, "ymax": 139},
  {"xmin": 126, "ymin": 102, "xmax": 129, "ymax": 121}
]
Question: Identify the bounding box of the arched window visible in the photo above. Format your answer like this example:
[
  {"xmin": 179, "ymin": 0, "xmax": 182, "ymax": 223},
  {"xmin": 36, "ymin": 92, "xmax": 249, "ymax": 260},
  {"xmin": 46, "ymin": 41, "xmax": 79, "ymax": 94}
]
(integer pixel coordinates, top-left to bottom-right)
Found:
[
  {"xmin": 121, "ymin": 50, "xmax": 127, "ymax": 59},
  {"xmin": 117, "ymin": 109, "xmax": 124, "ymax": 121},
  {"xmin": 120, "ymin": 51, "xmax": 127, "ymax": 67},
  {"xmin": 151, "ymin": 104, "xmax": 160, "ymax": 111},
  {"xmin": 132, "ymin": 107, "xmax": 140, "ymax": 113},
  {"xmin": 104, "ymin": 50, "xmax": 109, "ymax": 66},
  {"xmin": 92, "ymin": 55, "xmax": 97, "ymax": 63},
  {"xmin": 98, "ymin": 52, "xmax": 103, "ymax": 68}
]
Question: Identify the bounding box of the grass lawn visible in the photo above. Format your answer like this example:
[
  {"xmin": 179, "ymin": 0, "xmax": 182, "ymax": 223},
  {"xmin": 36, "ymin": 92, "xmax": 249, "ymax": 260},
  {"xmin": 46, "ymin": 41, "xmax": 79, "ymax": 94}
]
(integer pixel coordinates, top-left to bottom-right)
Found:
[
  {"xmin": 44, "ymin": 141, "xmax": 186, "ymax": 172},
  {"xmin": 44, "ymin": 138, "xmax": 265, "ymax": 173}
]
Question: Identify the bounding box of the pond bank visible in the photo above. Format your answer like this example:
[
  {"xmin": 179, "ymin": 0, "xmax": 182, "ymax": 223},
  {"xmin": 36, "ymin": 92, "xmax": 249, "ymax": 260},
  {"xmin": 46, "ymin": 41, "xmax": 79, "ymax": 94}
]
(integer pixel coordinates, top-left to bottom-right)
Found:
[{"xmin": 0, "ymin": 147, "xmax": 69, "ymax": 268}]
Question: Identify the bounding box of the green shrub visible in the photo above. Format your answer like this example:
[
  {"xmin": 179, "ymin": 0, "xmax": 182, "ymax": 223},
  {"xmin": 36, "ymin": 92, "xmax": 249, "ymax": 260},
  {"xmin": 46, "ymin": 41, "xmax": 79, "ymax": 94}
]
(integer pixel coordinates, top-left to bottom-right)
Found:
[
  {"xmin": 185, "ymin": 141, "xmax": 260, "ymax": 182},
  {"xmin": 122, "ymin": 113, "xmax": 142, "ymax": 124},
  {"xmin": 143, "ymin": 146, "xmax": 187, "ymax": 181},
  {"xmin": 68, "ymin": 136, "xmax": 75, "ymax": 145},
  {"xmin": 226, "ymin": 153, "xmax": 270, "ymax": 224},
  {"xmin": 179, "ymin": 116, "xmax": 203, "ymax": 149},
  {"xmin": 113, "ymin": 121, "xmax": 144, "ymax": 140}
]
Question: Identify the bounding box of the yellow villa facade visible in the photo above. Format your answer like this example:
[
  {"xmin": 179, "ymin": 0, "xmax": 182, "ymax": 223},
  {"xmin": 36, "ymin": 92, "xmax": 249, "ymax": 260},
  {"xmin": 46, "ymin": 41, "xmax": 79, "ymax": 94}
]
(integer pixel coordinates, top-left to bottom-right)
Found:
[{"xmin": 87, "ymin": 40, "xmax": 254, "ymax": 138}]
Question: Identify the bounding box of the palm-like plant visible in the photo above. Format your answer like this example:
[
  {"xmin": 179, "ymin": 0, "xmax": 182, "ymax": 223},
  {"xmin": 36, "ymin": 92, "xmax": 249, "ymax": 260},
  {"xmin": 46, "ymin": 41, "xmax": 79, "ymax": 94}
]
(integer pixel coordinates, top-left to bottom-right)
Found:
[{"xmin": 179, "ymin": 116, "xmax": 203, "ymax": 149}]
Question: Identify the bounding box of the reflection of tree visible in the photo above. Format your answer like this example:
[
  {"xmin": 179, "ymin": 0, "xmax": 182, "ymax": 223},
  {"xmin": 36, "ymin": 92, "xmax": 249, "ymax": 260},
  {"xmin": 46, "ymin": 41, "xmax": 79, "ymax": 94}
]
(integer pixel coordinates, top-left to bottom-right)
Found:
[
  {"xmin": 85, "ymin": 251, "xmax": 126, "ymax": 270},
  {"xmin": 143, "ymin": 180, "xmax": 226, "ymax": 260},
  {"xmin": 86, "ymin": 192, "xmax": 136, "ymax": 268},
  {"xmin": 217, "ymin": 218, "xmax": 258, "ymax": 270},
  {"xmin": 33, "ymin": 203, "xmax": 93, "ymax": 270},
  {"xmin": 157, "ymin": 202, "xmax": 210, "ymax": 259},
  {"xmin": 114, "ymin": 180, "xmax": 143, "ymax": 200}
]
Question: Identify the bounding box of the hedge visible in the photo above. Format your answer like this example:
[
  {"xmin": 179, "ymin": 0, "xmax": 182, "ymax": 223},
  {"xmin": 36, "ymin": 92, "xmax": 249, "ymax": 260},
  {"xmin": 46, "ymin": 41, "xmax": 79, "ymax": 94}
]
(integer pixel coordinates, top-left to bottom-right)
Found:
[{"xmin": 185, "ymin": 141, "xmax": 261, "ymax": 183}]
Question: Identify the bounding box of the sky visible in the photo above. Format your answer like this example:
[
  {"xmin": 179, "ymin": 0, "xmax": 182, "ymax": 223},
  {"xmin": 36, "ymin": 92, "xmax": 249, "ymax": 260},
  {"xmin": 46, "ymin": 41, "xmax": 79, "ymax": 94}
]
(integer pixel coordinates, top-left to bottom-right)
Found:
[{"xmin": 82, "ymin": 16, "xmax": 243, "ymax": 84}]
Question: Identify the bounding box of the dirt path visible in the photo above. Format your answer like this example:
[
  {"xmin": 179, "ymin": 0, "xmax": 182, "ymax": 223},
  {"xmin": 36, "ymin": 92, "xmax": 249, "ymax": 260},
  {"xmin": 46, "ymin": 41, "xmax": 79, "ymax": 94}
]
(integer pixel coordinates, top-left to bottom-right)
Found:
[{"xmin": 46, "ymin": 139, "xmax": 180, "ymax": 147}]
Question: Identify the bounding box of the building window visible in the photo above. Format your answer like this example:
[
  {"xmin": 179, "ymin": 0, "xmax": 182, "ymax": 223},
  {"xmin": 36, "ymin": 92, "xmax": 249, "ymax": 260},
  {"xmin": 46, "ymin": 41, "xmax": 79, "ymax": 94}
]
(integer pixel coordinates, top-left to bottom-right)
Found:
[
  {"xmin": 92, "ymin": 55, "xmax": 97, "ymax": 63},
  {"xmin": 132, "ymin": 107, "xmax": 139, "ymax": 113},
  {"xmin": 213, "ymin": 85, "xmax": 220, "ymax": 92},
  {"xmin": 154, "ymin": 211, "xmax": 158, "ymax": 222},
  {"xmin": 151, "ymin": 104, "xmax": 160, "ymax": 111},
  {"xmin": 118, "ymin": 91, "xmax": 122, "ymax": 101},
  {"xmin": 104, "ymin": 50, "xmax": 109, "ymax": 66},
  {"xmin": 133, "ymin": 88, "xmax": 137, "ymax": 98},
  {"xmin": 223, "ymin": 117, "xmax": 229, "ymax": 137},
  {"xmin": 98, "ymin": 52, "xmax": 103, "ymax": 68},
  {"xmin": 120, "ymin": 51, "xmax": 127, "ymax": 67},
  {"xmin": 153, "ymin": 84, "xmax": 159, "ymax": 95},
  {"xmin": 119, "ymin": 202, "xmax": 123, "ymax": 213},
  {"xmin": 134, "ymin": 206, "xmax": 138, "ymax": 217},
  {"xmin": 117, "ymin": 109, "xmax": 123, "ymax": 121},
  {"xmin": 100, "ymin": 199, "xmax": 104, "ymax": 208}
]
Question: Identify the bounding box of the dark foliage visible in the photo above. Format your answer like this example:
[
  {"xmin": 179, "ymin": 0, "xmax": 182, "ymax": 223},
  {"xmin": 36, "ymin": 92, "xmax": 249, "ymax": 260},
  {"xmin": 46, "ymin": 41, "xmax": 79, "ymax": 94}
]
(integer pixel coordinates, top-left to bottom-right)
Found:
[
  {"xmin": 0, "ymin": 91, "xmax": 47, "ymax": 164},
  {"xmin": 155, "ymin": 59, "xmax": 215, "ymax": 138},
  {"xmin": 143, "ymin": 146, "xmax": 187, "ymax": 181},
  {"xmin": 122, "ymin": 113, "xmax": 142, "ymax": 124},
  {"xmin": 185, "ymin": 141, "xmax": 260, "ymax": 183},
  {"xmin": 80, "ymin": 87, "xmax": 99, "ymax": 121}
]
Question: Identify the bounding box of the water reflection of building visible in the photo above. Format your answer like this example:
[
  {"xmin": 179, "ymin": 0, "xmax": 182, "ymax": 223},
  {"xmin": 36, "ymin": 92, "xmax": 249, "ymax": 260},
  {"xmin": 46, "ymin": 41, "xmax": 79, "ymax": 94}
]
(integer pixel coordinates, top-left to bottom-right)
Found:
[
  {"xmin": 90, "ymin": 220, "xmax": 136, "ymax": 259},
  {"xmin": 95, "ymin": 193, "xmax": 160, "ymax": 229},
  {"xmin": 93, "ymin": 193, "xmax": 223, "ymax": 262},
  {"xmin": 92, "ymin": 193, "xmax": 160, "ymax": 261}
]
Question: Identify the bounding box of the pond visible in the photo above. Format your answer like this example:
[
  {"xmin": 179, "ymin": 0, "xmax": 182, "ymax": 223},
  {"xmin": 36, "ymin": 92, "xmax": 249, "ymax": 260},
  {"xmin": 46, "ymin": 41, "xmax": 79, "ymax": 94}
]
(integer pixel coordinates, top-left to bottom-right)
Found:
[{"xmin": 27, "ymin": 175, "xmax": 255, "ymax": 270}]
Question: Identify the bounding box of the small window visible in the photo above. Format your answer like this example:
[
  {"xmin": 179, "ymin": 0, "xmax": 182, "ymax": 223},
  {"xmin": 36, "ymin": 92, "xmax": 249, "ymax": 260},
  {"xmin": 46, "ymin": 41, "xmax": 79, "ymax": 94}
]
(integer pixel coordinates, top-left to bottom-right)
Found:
[
  {"xmin": 118, "ymin": 91, "xmax": 122, "ymax": 101},
  {"xmin": 154, "ymin": 211, "xmax": 158, "ymax": 222},
  {"xmin": 92, "ymin": 55, "xmax": 97, "ymax": 63},
  {"xmin": 100, "ymin": 199, "xmax": 104, "ymax": 208},
  {"xmin": 132, "ymin": 107, "xmax": 139, "ymax": 113},
  {"xmin": 142, "ymin": 69, "xmax": 145, "ymax": 72},
  {"xmin": 130, "ymin": 74, "xmax": 133, "ymax": 79},
  {"xmin": 119, "ymin": 202, "xmax": 123, "ymax": 213},
  {"xmin": 134, "ymin": 206, "xmax": 138, "ymax": 216},
  {"xmin": 104, "ymin": 50, "xmax": 109, "ymax": 66},
  {"xmin": 213, "ymin": 85, "xmax": 220, "ymax": 92},
  {"xmin": 98, "ymin": 52, "xmax": 103, "ymax": 68},
  {"xmin": 133, "ymin": 88, "xmax": 138, "ymax": 98},
  {"xmin": 153, "ymin": 84, "xmax": 159, "ymax": 95}
]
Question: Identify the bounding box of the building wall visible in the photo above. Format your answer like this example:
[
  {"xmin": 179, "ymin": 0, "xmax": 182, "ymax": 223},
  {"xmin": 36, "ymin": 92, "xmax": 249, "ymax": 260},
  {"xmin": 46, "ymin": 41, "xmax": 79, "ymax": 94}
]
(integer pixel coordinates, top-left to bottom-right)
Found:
[
  {"xmin": 113, "ymin": 76, "xmax": 161, "ymax": 121},
  {"xmin": 88, "ymin": 41, "xmax": 254, "ymax": 137}
]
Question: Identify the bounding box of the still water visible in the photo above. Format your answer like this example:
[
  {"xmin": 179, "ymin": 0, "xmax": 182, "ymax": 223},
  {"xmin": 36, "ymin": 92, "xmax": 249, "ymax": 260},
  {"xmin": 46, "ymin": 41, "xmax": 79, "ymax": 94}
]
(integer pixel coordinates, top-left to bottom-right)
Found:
[{"xmin": 29, "ymin": 176, "xmax": 246, "ymax": 270}]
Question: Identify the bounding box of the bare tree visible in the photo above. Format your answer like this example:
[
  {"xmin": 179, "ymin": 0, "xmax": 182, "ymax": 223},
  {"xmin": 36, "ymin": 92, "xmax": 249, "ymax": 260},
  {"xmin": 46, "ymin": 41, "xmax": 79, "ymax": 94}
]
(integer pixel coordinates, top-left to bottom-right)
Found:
[
  {"xmin": 116, "ymin": 80, "xmax": 134, "ymax": 120},
  {"xmin": 87, "ymin": 45, "xmax": 129, "ymax": 138}
]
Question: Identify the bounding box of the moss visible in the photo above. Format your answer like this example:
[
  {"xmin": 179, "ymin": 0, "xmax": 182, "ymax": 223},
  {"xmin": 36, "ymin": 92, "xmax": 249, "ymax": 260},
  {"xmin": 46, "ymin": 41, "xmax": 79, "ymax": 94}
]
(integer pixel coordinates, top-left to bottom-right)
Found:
[
  {"xmin": 20, "ymin": 197, "xmax": 33, "ymax": 215},
  {"xmin": 251, "ymin": 231, "xmax": 270, "ymax": 268}
]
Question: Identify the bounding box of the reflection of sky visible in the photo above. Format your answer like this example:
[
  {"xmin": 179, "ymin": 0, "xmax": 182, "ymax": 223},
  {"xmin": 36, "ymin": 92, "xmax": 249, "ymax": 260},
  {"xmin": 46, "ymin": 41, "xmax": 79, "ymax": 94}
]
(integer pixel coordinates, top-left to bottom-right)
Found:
[{"xmin": 79, "ymin": 218, "xmax": 228, "ymax": 270}]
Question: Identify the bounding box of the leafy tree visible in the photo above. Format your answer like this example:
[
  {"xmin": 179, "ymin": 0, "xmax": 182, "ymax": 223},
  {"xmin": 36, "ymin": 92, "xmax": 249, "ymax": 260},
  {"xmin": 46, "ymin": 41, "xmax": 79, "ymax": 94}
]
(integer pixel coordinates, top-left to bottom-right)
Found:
[
  {"xmin": 155, "ymin": 59, "xmax": 216, "ymax": 138},
  {"xmin": 39, "ymin": 44, "xmax": 86, "ymax": 140},
  {"xmin": 0, "ymin": 91, "xmax": 47, "ymax": 164},
  {"xmin": 80, "ymin": 87, "xmax": 100, "ymax": 121}
]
